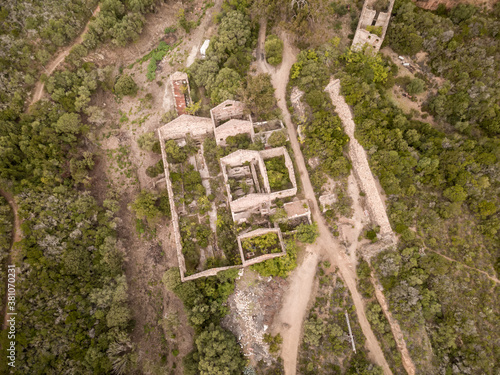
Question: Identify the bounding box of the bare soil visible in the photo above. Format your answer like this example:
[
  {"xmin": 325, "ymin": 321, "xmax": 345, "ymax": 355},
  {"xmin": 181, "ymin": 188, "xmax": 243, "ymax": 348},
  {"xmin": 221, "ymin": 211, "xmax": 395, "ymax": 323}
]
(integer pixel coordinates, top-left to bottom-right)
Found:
[
  {"xmin": 272, "ymin": 247, "xmax": 319, "ymax": 375},
  {"xmin": 223, "ymin": 269, "xmax": 289, "ymax": 366},
  {"xmin": 83, "ymin": 1, "xmax": 223, "ymax": 372},
  {"xmin": 257, "ymin": 30, "xmax": 393, "ymax": 374}
]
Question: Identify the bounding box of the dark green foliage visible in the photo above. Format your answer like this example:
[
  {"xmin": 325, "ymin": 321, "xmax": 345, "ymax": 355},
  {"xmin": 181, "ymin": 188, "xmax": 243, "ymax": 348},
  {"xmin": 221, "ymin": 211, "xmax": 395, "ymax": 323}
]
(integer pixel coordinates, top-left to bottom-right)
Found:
[
  {"xmin": 290, "ymin": 49, "xmax": 351, "ymax": 179},
  {"xmin": 242, "ymin": 73, "xmax": 281, "ymax": 121},
  {"xmin": 145, "ymin": 159, "xmax": 164, "ymax": 178},
  {"xmin": 297, "ymin": 272, "xmax": 374, "ymax": 374},
  {"xmin": 189, "ymin": 10, "xmax": 255, "ymax": 105},
  {"xmin": 114, "ymin": 73, "xmax": 138, "ymax": 97},
  {"xmin": 250, "ymin": 239, "xmax": 298, "ymax": 278},
  {"xmin": 131, "ymin": 189, "xmax": 170, "ymax": 224},
  {"xmin": 265, "ymin": 34, "xmax": 284, "ymax": 66},
  {"xmin": 203, "ymin": 136, "xmax": 222, "ymax": 175},
  {"xmin": 296, "ymin": 223, "xmax": 319, "ymax": 243},
  {"xmin": 216, "ymin": 208, "xmax": 242, "ymax": 265},
  {"xmin": 165, "ymin": 268, "xmax": 246, "ymax": 374},
  {"xmin": 264, "ymin": 156, "xmax": 292, "ymax": 192},
  {"xmin": 388, "ymin": 0, "xmax": 500, "ymax": 134},
  {"xmin": 195, "ymin": 324, "xmax": 246, "ymax": 374},
  {"xmin": 12, "ymin": 187, "xmax": 132, "ymax": 374}
]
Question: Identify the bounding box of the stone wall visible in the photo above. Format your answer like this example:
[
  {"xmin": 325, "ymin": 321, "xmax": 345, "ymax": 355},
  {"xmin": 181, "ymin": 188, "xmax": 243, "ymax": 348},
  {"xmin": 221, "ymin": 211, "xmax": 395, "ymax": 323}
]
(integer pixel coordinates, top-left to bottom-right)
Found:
[
  {"xmin": 352, "ymin": 0, "xmax": 396, "ymax": 54},
  {"xmin": 210, "ymin": 100, "xmax": 247, "ymax": 127},
  {"xmin": 220, "ymin": 148, "xmax": 298, "ymax": 216},
  {"xmin": 157, "ymin": 128, "xmax": 188, "ymax": 280},
  {"xmin": 214, "ymin": 119, "xmax": 255, "ymax": 146},
  {"xmin": 158, "ymin": 115, "xmax": 213, "ymax": 141},
  {"xmin": 325, "ymin": 79, "xmax": 396, "ymax": 246},
  {"xmin": 237, "ymin": 228, "xmax": 287, "ymax": 266}
]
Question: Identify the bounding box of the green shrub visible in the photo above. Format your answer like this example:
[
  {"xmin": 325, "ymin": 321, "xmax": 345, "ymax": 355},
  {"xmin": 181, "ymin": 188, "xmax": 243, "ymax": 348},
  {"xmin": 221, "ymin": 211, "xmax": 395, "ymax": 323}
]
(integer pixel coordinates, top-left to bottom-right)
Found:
[
  {"xmin": 265, "ymin": 35, "xmax": 284, "ymax": 66},
  {"xmin": 114, "ymin": 74, "xmax": 138, "ymax": 97}
]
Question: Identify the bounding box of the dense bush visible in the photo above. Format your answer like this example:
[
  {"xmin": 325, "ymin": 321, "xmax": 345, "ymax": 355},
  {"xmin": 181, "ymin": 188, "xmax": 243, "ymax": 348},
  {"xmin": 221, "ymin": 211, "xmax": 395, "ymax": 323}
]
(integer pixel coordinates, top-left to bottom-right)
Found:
[
  {"xmin": 265, "ymin": 34, "xmax": 284, "ymax": 66},
  {"xmin": 114, "ymin": 73, "xmax": 138, "ymax": 97},
  {"xmin": 387, "ymin": 0, "xmax": 500, "ymax": 134}
]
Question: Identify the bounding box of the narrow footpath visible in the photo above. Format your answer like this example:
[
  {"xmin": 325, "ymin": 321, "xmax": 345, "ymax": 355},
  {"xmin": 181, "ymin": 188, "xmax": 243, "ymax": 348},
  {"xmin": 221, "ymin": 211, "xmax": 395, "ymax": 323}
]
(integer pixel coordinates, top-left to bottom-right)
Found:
[{"xmin": 30, "ymin": 5, "xmax": 101, "ymax": 106}]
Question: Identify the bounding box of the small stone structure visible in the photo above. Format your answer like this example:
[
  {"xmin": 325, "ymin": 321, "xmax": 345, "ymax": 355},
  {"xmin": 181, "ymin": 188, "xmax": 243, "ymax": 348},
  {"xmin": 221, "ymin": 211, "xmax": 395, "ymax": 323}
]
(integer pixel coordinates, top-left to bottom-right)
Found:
[
  {"xmin": 210, "ymin": 99, "xmax": 249, "ymax": 127},
  {"xmin": 220, "ymin": 147, "xmax": 297, "ymax": 221},
  {"xmin": 352, "ymin": 0, "xmax": 395, "ymax": 54},
  {"xmin": 237, "ymin": 228, "xmax": 287, "ymax": 265},
  {"xmin": 158, "ymin": 114, "xmax": 212, "ymax": 141},
  {"xmin": 157, "ymin": 102, "xmax": 296, "ymax": 281},
  {"xmin": 215, "ymin": 119, "xmax": 255, "ymax": 146},
  {"xmin": 283, "ymin": 200, "xmax": 312, "ymax": 224},
  {"xmin": 170, "ymin": 71, "xmax": 192, "ymax": 115}
]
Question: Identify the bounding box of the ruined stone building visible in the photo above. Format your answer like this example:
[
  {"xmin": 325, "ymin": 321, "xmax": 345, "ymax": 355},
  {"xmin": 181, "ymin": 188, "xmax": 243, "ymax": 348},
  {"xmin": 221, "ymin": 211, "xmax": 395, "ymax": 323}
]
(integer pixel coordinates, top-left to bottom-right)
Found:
[
  {"xmin": 157, "ymin": 97, "xmax": 298, "ymax": 281},
  {"xmin": 170, "ymin": 71, "xmax": 192, "ymax": 115},
  {"xmin": 352, "ymin": 0, "xmax": 395, "ymax": 53}
]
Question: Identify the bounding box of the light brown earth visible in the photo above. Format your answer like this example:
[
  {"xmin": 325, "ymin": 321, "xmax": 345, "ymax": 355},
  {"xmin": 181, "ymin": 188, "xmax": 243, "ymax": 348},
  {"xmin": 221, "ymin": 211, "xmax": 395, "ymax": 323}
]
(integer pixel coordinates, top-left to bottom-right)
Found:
[
  {"xmin": 256, "ymin": 30, "xmax": 393, "ymax": 374},
  {"xmin": 85, "ymin": 1, "xmax": 223, "ymax": 372},
  {"xmin": 272, "ymin": 248, "xmax": 319, "ymax": 374}
]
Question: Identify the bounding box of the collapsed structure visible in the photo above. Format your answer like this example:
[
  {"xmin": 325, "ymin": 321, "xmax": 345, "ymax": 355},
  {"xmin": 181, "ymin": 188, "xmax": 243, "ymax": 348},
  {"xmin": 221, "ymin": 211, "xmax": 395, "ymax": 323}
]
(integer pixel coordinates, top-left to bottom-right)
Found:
[
  {"xmin": 158, "ymin": 88, "xmax": 301, "ymax": 281},
  {"xmin": 352, "ymin": 0, "xmax": 396, "ymax": 53}
]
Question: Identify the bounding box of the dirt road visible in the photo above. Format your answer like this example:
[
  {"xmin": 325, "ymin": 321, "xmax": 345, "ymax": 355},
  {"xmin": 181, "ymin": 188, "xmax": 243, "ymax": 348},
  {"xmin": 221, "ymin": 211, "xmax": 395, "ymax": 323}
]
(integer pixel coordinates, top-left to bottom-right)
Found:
[
  {"xmin": 0, "ymin": 187, "xmax": 22, "ymax": 331},
  {"xmin": 260, "ymin": 31, "xmax": 392, "ymax": 374},
  {"xmin": 273, "ymin": 248, "xmax": 319, "ymax": 374},
  {"xmin": 30, "ymin": 5, "xmax": 100, "ymax": 106}
]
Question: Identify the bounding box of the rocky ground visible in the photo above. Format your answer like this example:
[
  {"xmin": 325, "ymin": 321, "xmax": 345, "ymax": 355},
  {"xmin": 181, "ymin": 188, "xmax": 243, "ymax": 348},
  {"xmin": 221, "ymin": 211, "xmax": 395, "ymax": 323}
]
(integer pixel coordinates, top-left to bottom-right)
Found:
[{"xmin": 222, "ymin": 269, "xmax": 288, "ymax": 366}]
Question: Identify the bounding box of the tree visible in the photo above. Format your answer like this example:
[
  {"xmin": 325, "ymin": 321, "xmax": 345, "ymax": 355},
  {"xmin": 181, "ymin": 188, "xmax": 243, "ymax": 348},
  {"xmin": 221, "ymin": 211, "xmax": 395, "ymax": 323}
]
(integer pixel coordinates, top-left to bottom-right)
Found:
[
  {"xmin": 443, "ymin": 185, "xmax": 467, "ymax": 203},
  {"xmin": 55, "ymin": 112, "xmax": 83, "ymax": 135},
  {"xmin": 267, "ymin": 130, "xmax": 287, "ymax": 147},
  {"xmin": 195, "ymin": 324, "xmax": 246, "ymax": 375},
  {"xmin": 296, "ymin": 223, "xmax": 319, "ymax": 243},
  {"xmin": 242, "ymin": 73, "xmax": 280, "ymax": 121},
  {"xmin": 265, "ymin": 35, "xmax": 284, "ymax": 66},
  {"xmin": 114, "ymin": 74, "xmax": 138, "ymax": 97},
  {"xmin": 164, "ymin": 139, "xmax": 187, "ymax": 163},
  {"xmin": 210, "ymin": 68, "xmax": 241, "ymax": 104},
  {"xmin": 130, "ymin": 190, "xmax": 168, "ymax": 223},
  {"xmin": 406, "ymin": 78, "xmax": 425, "ymax": 95}
]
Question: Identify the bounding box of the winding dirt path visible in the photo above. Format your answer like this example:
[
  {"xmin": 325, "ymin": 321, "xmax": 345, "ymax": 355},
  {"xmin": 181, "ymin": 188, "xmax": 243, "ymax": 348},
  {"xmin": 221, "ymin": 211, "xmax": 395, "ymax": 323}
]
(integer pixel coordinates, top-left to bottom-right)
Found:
[
  {"xmin": 0, "ymin": 188, "xmax": 22, "ymax": 330},
  {"xmin": 259, "ymin": 30, "xmax": 392, "ymax": 374},
  {"xmin": 274, "ymin": 248, "xmax": 319, "ymax": 374},
  {"xmin": 426, "ymin": 248, "xmax": 500, "ymax": 284},
  {"xmin": 30, "ymin": 5, "xmax": 100, "ymax": 106}
]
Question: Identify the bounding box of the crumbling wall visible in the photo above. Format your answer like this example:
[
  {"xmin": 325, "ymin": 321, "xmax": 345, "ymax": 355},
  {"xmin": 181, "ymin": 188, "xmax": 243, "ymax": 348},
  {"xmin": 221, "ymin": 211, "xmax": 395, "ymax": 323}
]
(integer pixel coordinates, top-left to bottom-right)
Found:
[
  {"xmin": 158, "ymin": 128, "xmax": 188, "ymax": 280},
  {"xmin": 261, "ymin": 147, "xmax": 298, "ymax": 200},
  {"xmin": 214, "ymin": 119, "xmax": 255, "ymax": 146},
  {"xmin": 237, "ymin": 228, "xmax": 287, "ymax": 266},
  {"xmin": 352, "ymin": 0, "xmax": 396, "ymax": 54},
  {"xmin": 158, "ymin": 115, "xmax": 213, "ymax": 140},
  {"xmin": 210, "ymin": 100, "xmax": 247, "ymax": 127},
  {"xmin": 325, "ymin": 79, "xmax": 396, "ymax": 248}
]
